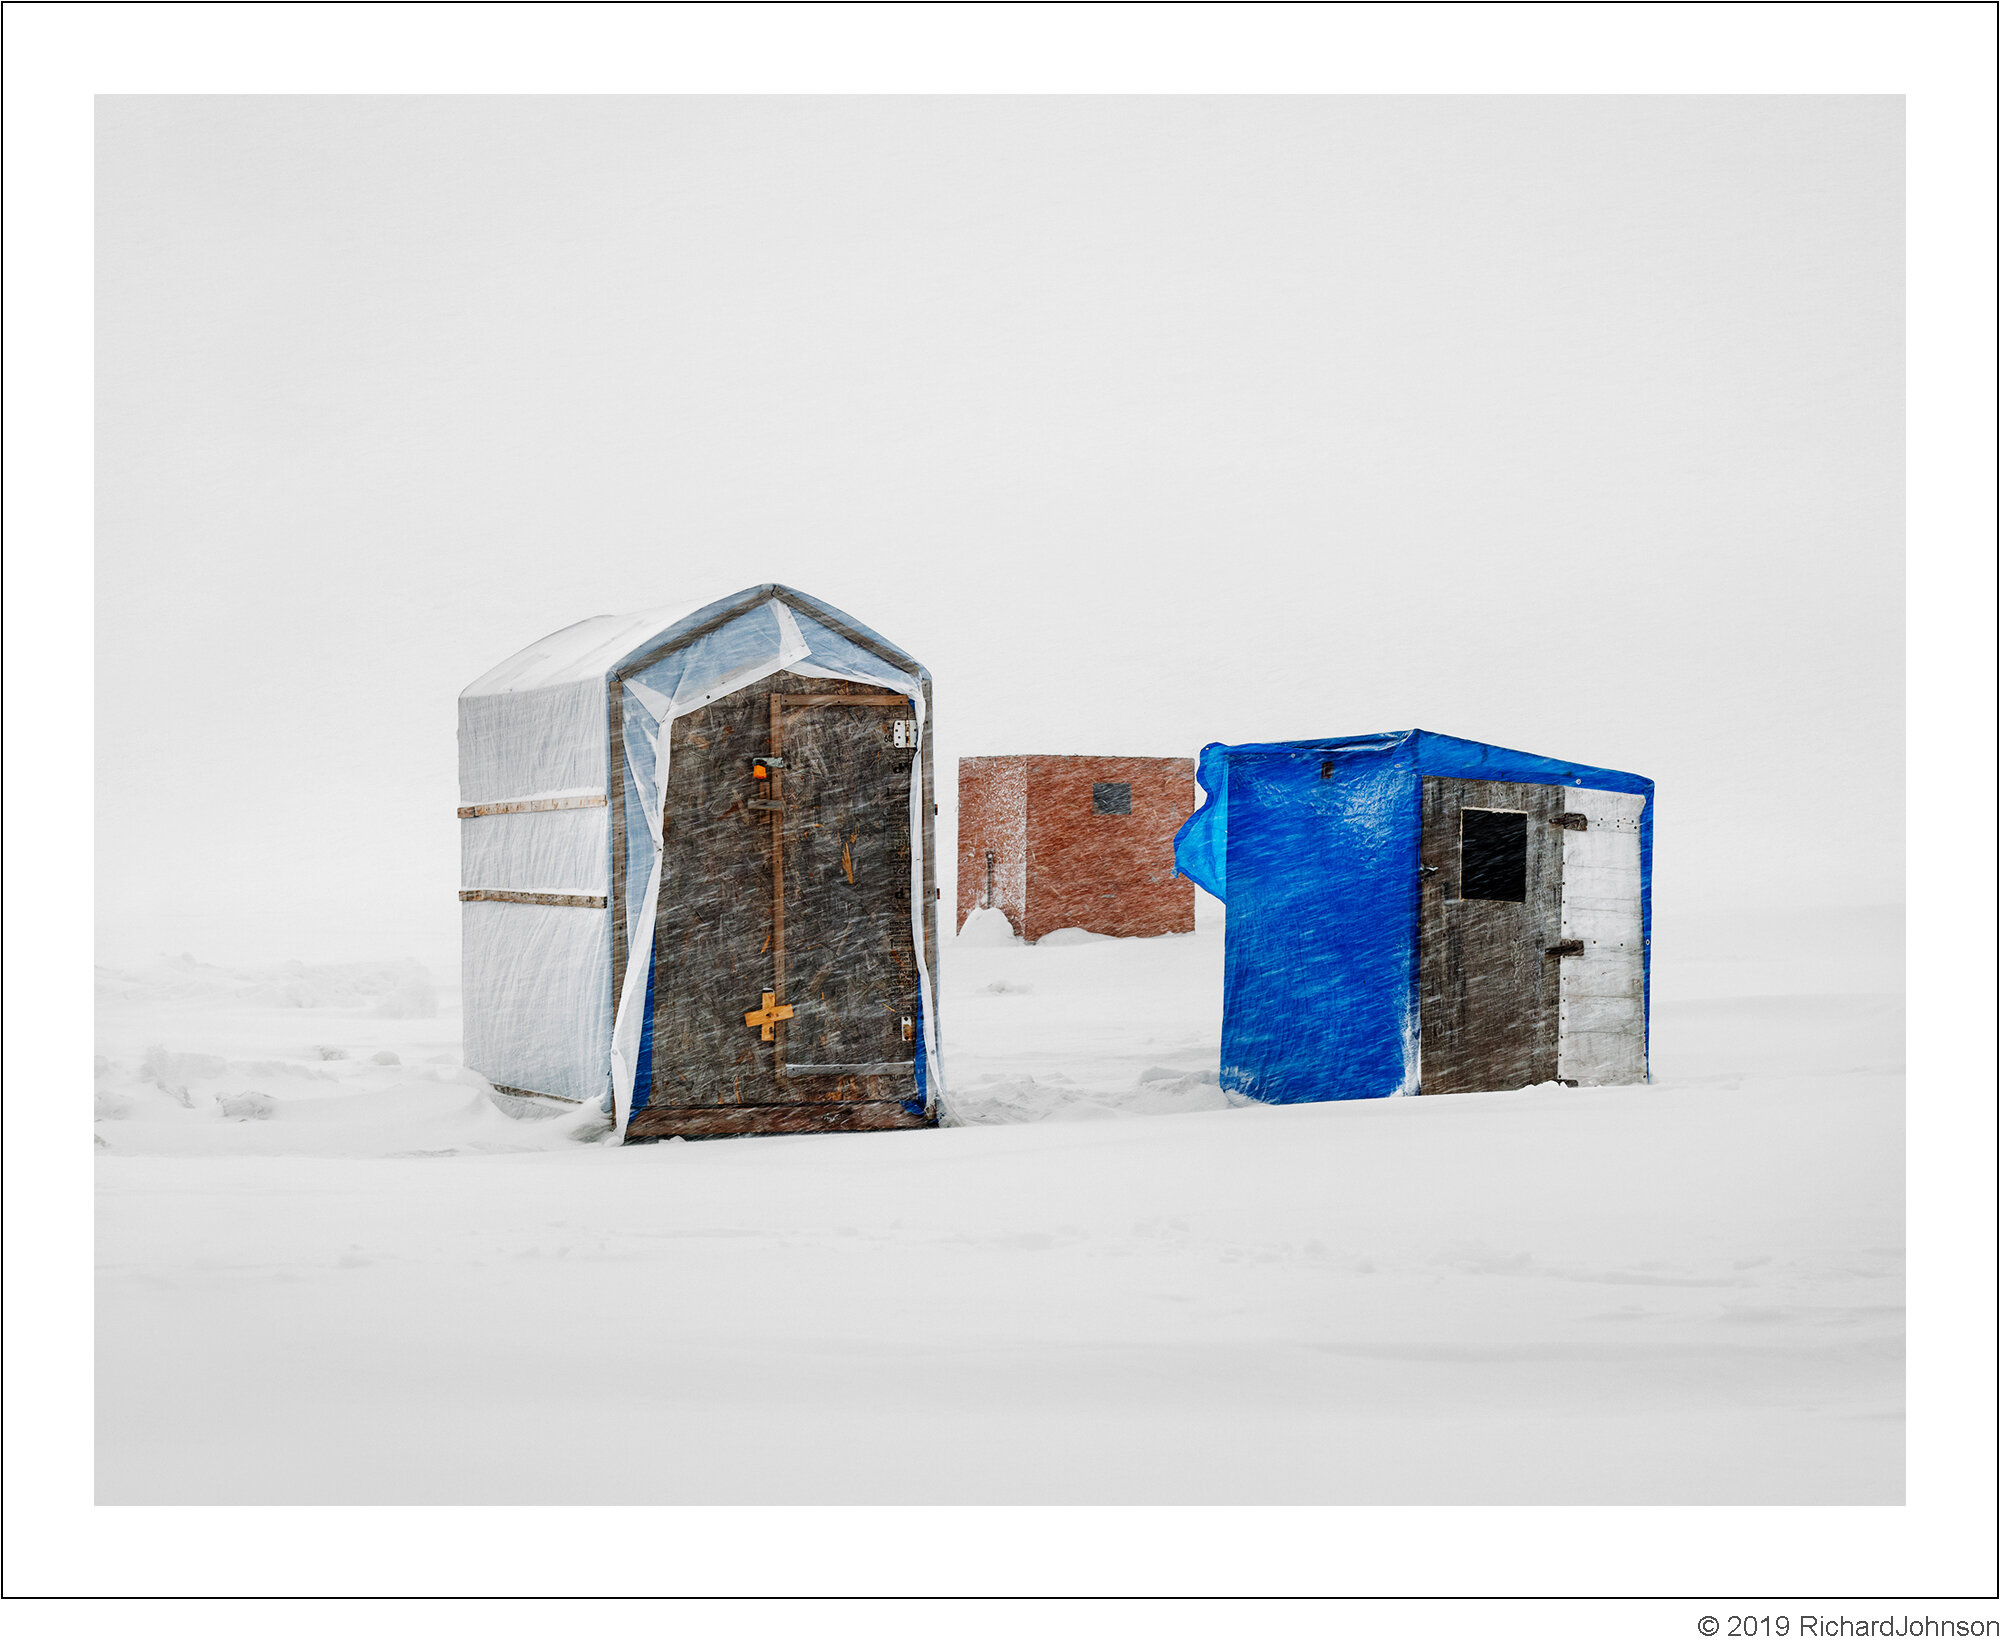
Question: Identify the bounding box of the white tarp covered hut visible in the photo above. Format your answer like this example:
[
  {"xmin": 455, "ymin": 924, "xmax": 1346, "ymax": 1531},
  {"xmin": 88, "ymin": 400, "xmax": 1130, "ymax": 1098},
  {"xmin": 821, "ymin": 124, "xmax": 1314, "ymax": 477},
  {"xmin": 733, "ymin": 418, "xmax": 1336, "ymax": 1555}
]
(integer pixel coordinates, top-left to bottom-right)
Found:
[{"xmin": 458, "ymin": 585, "xmax": 940, "ymax": 1143}]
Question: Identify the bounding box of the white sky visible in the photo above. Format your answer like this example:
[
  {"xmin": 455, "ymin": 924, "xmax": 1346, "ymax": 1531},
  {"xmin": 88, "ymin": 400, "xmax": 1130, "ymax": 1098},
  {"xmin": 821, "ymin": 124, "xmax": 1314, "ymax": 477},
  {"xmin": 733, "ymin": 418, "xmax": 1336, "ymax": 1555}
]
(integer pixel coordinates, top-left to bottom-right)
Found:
[{"xmin": 95, "ymin": 95, "xmax": 1902, "ymax": 967}]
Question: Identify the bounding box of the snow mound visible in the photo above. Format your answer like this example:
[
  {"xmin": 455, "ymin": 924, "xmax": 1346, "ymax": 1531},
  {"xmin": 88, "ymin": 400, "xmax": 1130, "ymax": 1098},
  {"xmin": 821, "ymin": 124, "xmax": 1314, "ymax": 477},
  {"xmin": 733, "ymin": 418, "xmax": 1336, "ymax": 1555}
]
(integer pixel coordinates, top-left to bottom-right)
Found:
[
  {"xmin": 954, "ymin": 907, "xmax": 1020, "ymax": 946},
  {"xmin": 1034, "ymin": 927, "xmax": 1116, "ymax": 946}
]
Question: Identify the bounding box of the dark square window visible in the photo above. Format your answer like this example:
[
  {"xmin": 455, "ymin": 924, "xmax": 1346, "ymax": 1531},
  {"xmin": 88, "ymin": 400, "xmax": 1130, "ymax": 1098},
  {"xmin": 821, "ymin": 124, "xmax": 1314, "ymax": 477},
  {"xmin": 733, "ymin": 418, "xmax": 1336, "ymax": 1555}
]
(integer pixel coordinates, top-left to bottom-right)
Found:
[
  {"xmin": 1460, "ymin": 808, "xmax": 1527, "ymax": 901},
  {"xmin": 1092, "ymin": 782, "xmax": 1132, "ymax": 815}
]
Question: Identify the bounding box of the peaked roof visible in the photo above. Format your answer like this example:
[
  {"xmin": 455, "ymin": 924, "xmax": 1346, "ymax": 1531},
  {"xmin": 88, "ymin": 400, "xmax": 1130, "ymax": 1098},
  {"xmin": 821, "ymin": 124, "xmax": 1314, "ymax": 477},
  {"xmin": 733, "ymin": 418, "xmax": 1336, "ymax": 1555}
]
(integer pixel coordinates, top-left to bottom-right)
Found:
[{"xmin": 461, "ymin": 584, "xmax": 924, "ymax": 698}]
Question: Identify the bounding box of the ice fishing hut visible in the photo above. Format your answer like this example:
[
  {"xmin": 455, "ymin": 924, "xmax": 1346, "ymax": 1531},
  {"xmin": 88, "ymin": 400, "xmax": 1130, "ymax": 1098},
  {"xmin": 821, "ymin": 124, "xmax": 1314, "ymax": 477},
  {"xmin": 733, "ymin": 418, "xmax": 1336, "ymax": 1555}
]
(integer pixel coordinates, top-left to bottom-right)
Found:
[
  {"xmin": 957, "ymin": 755, "xmax": 1196, "ymax": 942},
  {"xmin": 458, "ymin": 585, "xmax": 941, "ymax": 1142},
  {"xmin": 1172, "ymin": 730, "xmax": 1652, "ymax": 1103}
]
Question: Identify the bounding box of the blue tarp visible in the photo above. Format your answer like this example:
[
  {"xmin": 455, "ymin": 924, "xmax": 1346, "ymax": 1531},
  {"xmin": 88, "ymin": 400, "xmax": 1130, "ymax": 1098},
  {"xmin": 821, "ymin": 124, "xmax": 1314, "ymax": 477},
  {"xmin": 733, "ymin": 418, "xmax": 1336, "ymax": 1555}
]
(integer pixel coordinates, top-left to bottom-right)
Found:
[{"xmin": 1173, "ymin": 730, "xmax": 1654, "ymax": 1105}]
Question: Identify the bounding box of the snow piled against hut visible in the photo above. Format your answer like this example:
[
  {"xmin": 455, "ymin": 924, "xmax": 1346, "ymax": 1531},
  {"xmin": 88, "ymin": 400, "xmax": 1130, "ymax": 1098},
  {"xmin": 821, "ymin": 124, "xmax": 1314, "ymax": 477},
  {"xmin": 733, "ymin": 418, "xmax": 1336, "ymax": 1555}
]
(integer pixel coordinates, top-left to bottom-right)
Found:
[{"xmin": 93, "ymin": 907, "xmax": 1903, "ymax": 1504}]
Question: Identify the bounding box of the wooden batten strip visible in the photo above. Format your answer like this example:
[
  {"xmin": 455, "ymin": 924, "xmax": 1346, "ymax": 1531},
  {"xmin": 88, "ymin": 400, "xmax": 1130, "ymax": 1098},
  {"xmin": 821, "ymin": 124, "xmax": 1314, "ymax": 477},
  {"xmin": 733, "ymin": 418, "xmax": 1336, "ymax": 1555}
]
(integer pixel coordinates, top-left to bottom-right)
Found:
[
  {"xmin": 459, "ymin": 889, "xmax": 608, "ymax": 908},
  {"xmin": 608, "ymin": 679, "xmax": 629, "ymax": 1010},
  {"xmin": 625, "ymin": 1099, "xmax": 932, "ymax": 1140},
  {"xmin": 769, "ymin": 690, "xmax": 789, "ymax": 1082},
  {"xmin": 491, "ymin": 1082, "xmax": 583, "ymax": 1105},
  {"xmin": 774, "ymin": 693, "xmax": 913, "ymax": 708},
  {"xmin": 458, "ymin": 794, "xmax": 607, "ymax": 819}
]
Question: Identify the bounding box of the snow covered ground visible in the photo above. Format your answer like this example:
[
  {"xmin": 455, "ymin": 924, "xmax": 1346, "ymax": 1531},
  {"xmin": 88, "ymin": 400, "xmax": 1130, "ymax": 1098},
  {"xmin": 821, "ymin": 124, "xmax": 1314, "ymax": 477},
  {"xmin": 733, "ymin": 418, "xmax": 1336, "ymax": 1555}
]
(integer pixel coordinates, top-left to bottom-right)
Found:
[{"xmin": 93, "ymin": 907, "xmax": 1902, "ymax": 1504}]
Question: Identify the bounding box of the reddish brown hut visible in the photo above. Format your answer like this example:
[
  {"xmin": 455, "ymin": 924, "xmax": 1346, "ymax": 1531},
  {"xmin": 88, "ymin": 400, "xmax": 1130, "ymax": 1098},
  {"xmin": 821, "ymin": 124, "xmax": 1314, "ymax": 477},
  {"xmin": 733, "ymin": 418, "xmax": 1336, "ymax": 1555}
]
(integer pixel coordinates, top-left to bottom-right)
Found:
[{"xmin": 957, "ymin": 756, "xmax": 1196, "ymax": 943}]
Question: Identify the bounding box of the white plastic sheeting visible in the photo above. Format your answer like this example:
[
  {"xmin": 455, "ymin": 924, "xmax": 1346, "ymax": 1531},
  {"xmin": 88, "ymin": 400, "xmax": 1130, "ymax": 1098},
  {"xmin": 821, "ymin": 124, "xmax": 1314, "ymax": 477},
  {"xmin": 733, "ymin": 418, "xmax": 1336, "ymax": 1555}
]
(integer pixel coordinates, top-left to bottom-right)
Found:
[
  {"xmin": 456, "ymin": 682, "xmax": 608, "ymax": 806},
  {"xmin": 457, "ymin": 801, "xmax": 609, "ymax": 899},
  {"xmin": 458, "ymin": 587, "xmax": 941, "ymax": 1138},
  {"xmin": 461, "ymin": 899, "xmax": 616, "ymax": 1103}
]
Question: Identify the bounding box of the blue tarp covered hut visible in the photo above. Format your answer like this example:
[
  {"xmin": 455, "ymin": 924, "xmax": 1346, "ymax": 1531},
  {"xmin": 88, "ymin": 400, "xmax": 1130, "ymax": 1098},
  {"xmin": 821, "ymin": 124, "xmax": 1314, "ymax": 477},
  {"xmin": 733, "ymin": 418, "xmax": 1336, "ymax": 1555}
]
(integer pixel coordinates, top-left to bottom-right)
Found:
[{"xmin": 1173, "ymin": 730, "xmax": 1653, "ymax": 1104}]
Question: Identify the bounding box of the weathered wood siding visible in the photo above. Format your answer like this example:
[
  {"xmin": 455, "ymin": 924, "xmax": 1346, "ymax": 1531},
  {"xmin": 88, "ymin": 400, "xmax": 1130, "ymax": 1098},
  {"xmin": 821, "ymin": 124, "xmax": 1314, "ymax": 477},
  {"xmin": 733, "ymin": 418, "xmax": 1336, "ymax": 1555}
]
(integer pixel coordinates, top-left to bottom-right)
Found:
[
  {"xmin": 1556, "ymin": 785, "xmax": 1648, "ymax": 1086},
  {"xmin": 626, "ymin": 1100, "xmax": 930, "ymax": 1141},
  {"xmin": 775, "ymin": 692, "xmax": 921, "ymax": 1082},
  {"xmin": 630, "ymin": 670, "xmax": 929, "ymax": 1139},
  {"xmin": 1418, "ymin": 776, "xmax": 1564, "ymax": 1094}
]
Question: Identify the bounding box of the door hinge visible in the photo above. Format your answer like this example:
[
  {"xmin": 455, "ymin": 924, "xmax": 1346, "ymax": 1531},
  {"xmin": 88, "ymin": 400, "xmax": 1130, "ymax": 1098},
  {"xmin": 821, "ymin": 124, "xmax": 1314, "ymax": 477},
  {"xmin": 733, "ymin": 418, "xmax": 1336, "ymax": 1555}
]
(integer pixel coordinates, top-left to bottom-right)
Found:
[
  {"xmin": 1544, "ymin": 939, "xmax": 1585, "ymax": 957},
  {"xmin": 1551, "ymin": 813, "xmax": 1589, "ymax": 831}
]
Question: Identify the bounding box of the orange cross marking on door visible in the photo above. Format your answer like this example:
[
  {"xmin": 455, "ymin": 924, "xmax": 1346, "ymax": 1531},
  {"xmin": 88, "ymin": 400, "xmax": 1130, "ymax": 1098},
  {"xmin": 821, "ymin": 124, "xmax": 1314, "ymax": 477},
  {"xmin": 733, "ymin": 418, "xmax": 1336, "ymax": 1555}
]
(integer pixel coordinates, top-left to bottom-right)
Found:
[{"xmin": 744, "ymin": 991, "xmax": 794, "ymax": 1041}]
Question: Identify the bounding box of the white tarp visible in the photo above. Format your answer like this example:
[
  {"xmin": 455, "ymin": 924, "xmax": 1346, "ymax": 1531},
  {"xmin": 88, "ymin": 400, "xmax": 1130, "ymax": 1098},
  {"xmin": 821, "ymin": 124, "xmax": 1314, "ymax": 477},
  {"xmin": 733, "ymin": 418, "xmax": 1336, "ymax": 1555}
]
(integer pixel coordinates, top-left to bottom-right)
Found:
[{"xmin": 458, "ymin": 586, "xmax": 942, "ymax": 1140}]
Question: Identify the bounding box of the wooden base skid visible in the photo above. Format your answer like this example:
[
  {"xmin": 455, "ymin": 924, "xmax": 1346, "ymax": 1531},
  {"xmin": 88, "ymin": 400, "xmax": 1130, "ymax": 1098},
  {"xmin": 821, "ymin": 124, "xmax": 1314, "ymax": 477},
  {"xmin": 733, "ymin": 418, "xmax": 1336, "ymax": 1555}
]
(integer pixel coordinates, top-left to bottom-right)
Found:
[{"xmin": 625, "ymin": 1099, "xmax": 936, "ymax": 1141}]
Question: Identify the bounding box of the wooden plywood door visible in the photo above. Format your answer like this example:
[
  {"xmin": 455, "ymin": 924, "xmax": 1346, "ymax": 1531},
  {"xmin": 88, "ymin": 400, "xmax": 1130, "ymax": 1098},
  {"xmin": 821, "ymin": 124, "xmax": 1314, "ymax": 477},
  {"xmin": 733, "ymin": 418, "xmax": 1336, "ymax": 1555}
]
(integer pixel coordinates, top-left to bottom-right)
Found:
[
  {"xmin": 774, "ymin": 694, "xmax": 920, "ymax": 1101},
  {"xmin": 1418, "ymin": 777, "xmax": 1564, "ymax": 1094},
  {"xmin": 643, "ymin": 688, "xmax": 789, "ymax": 1111}
]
